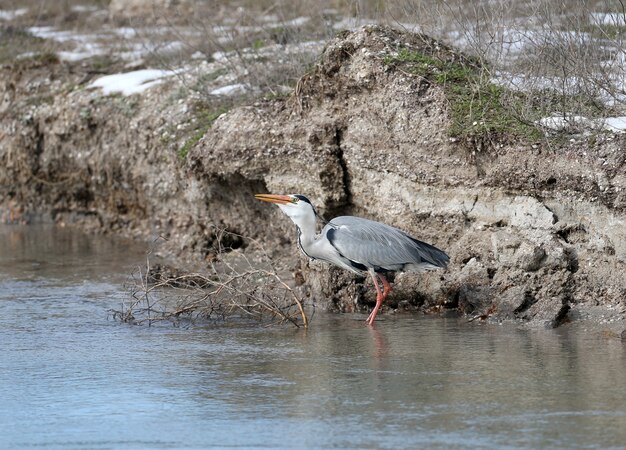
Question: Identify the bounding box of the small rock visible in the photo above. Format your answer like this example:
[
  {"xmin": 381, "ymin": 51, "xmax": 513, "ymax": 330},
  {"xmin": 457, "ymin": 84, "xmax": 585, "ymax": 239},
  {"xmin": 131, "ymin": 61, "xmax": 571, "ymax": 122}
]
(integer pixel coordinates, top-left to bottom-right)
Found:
[
  {"xmin": 510, "ymin": 196, "xmax": 556, "ymax": 229},
  {"xmin": 516, "ymin": 242, "xmax": 546, "ymax": 271},
  {"xmin": 498, "ymin": 285, "xmax": 531, "ymax": 318},
  {"xmin": 523, "ymin": 296, "xmax": 571, "ymax": 328},
  {"xmin": 491, "ymin": 230, "xmax": 522, "ymax": 267}
]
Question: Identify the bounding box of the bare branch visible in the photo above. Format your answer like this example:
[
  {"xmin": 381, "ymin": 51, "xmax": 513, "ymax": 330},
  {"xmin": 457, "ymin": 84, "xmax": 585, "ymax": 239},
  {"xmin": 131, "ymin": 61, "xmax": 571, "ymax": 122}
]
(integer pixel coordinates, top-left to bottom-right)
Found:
[{"xmin": 111, "ymin": 228, "xmax": 309, "ymax": 328}]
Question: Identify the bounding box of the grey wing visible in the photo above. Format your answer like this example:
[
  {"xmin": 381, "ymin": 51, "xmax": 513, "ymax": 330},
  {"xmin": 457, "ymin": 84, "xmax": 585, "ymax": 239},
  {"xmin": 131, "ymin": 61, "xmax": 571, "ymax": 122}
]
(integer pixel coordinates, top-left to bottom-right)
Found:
[{"xmin": 324, "ymin": 216, "xmax": 449, "ymax": 272}]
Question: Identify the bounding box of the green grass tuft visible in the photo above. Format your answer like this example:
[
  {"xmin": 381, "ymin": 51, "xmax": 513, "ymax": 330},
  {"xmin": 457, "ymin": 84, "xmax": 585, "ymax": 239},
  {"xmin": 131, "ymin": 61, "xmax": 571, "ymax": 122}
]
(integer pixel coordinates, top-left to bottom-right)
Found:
[
  {"xmin": 384, "ymin": 47, "xmax": 542, "ymax": 146},
  {"xmin": 178, "ymin": 107, "xmax": 229, "ymax": 160}
]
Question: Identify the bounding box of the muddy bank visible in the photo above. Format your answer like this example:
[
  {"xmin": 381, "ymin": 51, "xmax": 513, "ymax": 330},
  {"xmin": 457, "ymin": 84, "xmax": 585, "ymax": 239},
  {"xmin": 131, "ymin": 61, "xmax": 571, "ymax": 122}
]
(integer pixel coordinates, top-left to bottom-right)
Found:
[{"xmin": 1, "ymin": 26, "xmax": 624, "ymax": 328}]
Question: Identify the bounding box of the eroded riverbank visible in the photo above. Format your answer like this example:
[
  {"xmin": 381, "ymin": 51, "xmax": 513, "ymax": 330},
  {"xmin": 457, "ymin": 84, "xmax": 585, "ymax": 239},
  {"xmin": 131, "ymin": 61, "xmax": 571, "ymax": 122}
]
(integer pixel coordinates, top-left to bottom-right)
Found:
[{"xmin": 1, "ymin": 5, "xmax": 625, "ymax": 327}]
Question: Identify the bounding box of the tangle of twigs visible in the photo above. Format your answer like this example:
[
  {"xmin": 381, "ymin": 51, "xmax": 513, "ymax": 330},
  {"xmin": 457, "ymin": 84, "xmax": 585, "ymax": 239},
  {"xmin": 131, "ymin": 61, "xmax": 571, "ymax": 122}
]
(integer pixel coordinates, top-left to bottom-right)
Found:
[{"xmin": 110, "ymin": 230, "xmax": 309, "ymax": 328}]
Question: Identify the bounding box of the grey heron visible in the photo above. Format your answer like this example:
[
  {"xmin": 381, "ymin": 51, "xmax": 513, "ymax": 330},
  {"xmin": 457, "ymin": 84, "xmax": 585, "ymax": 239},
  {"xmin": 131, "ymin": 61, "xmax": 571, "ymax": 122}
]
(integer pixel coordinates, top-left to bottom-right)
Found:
[{"xmin": 255, "ymin": 193, "xmax": 449, "ymax": 325}]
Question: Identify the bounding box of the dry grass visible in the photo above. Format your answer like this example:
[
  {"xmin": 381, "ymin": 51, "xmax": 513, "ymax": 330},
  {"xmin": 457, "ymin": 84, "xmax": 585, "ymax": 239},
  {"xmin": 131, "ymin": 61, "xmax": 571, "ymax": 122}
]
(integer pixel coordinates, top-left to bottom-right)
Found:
[
  {"xmin": 389, "ymin": 0, "xmax": 626, "ymax": 119},
  {"xmin": 149, "ymin": 0, "xmax": 626, "ymax": 131},
  {"xmin": 4, "ymin": 0, "xmax": 625, "ymax": 136}
]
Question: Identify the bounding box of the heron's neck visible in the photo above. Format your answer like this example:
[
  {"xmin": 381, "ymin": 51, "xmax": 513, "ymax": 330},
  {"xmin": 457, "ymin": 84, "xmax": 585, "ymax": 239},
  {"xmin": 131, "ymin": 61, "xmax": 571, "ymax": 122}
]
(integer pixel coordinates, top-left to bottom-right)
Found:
[{"xmin": 292, "ymin": 213, "xmax": 318, "ymax": 250}]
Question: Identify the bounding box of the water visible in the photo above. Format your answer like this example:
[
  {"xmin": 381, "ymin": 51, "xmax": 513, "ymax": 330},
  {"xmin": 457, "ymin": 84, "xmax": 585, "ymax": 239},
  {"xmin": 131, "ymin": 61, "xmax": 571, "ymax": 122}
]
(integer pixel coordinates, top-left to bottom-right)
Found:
[{"xmin": 1, "ymin": 225, "xmax": 625, "ymax": 450}]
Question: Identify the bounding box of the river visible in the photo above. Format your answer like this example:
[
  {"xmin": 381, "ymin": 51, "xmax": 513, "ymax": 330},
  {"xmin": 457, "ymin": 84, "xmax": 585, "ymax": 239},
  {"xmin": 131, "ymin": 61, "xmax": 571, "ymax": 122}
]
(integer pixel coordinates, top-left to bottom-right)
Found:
[{"xmin": 0, "ymin": 224, "xmax": 625, "ymax": 449}]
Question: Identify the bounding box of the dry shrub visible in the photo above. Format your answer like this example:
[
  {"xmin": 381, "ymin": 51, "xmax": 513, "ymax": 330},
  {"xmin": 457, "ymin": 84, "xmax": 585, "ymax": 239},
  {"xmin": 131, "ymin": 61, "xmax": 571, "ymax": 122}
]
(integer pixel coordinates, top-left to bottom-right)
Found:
[
  {"xmin": 111, "ymin": 231, "xmax": 309, "ymax": 328},
  {"xmin": 134, "ymin": 0, "xmax": 340, "ymax": 98}
]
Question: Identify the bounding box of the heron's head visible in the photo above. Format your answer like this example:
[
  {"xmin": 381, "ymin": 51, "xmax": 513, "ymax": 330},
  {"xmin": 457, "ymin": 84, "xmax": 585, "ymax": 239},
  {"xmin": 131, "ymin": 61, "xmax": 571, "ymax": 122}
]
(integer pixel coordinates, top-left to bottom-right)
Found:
[{"xmin": 255, "ymin": 194, "xmax": 317, "ymax": 226}]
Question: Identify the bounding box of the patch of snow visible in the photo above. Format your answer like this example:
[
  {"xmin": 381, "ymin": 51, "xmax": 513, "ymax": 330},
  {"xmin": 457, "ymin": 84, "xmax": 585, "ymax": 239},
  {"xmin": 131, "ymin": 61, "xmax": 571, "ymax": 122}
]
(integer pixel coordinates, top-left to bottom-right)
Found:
[
  {"xmin": 112, "ymin": 26, "xmax": 180, "ymax": 39},
  {"xmin": 28, "ymin": 26, "xmax": 81, "ymax": 42},
  {"xmin": 258, "ymin": 14, "xmax": 279, "ymax": 23},
  {"xmin": 444, "ymin": 30, "xmax": 472, "ymax": 50},
  {"xmin": 59, "ymin": 48, "xmax": 104, "ymax": 61},
  {"xmin": 284, "ymin": 17, "xmax": 310, "ymax": 27},
  {"xmin": 58, "ymin": 51, "xmax": 94, "ymax": 61},
  {"xmin": 157, "ymin": 40, "xmax": 184, "ymax": 53},
  {"xmin": 494, "ymin": 67, "xmax": 626, "ymax": 111},
  {"xmin": 210, "ymin": 84, "xmax": 248, "ymax": 96},
  {"xmin": 211, "ymin": 25, "xmax": 230, "ymax": 36},
  {"xmin": 332, "ymin": 17, "xmax": 375, "ymax": 30},
  {"xmin": 292, "ymin": 40, "xmax": 325, "ymax": 51},
  {"xmin": 590, "ymin": 12, "xmax": 626, "ymax": 27},
  {"xmin": 497, "ymin": 29, "xmax": 533, "ymax": 55},
  {"xmin": 16, "ymin": 51, "xmax": 36, "ymax": 60},
  {"xmin": 212, "ymin": 51, "xmax": 228, "ymax": 62},
  {"xmin": 600, "ymin": 91, "xmax": 626, "ymax": 107},
  {"xmin": 0, "ymin": 8, "xmax": 28, "ymax": 20},
  {"xmin": 216, "ymin": 36, "xmax": 234, "ymax": 46},
  {"xmin": 28, "ymin": 26, "xmax": 110, "ymax": 60},
  {"xmin": 210, "ymin": 16, "xmax": 310, "ymax": 36},
  {"xmin": 538, "ymin": 115, "xmax": 594, "ymax": 131},
  {"xmin": 112, "ymin": 27, "xmax": 138, "ymax": 39},
  {"xmin": 538, "ymin": 114, "xmax": 626, "ymax": 133},
  {"xmin": 450, "ymin": 27, "xmax": 593, "ymax": 62},
  {"xmin": 599, "ymin": 116, "xmax": 626, "ymax": 132},
  {"xmin": 492, "ymin": 71, "xmax": 591, "ymax": 95},
  {"xmin": 117, "ymin": 40, "xmax": 184, "ymax": 61},
  {"xmin": 58, "ymin": 42, "xmax": 104, "ymax": 61},
  {"xmin": 89, "ymin": 69, "xmax": 178, "ymax": 96},
  {"xmin": 31, "ymin": 25, "xmax": 187, "ymax": 62},
  {"xmin": 71, "ymin": 5, "xmax": 99, "ymax": 13}
]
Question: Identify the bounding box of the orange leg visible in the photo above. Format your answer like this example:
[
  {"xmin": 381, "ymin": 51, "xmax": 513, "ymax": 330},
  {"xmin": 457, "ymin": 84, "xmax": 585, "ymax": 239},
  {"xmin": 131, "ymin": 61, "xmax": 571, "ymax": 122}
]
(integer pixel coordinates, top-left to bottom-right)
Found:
[
  {"xmin": 366, "ymin": 271, "xmax": 392, "ymax": 325},
  {"xmin": 380, "ymin": 274, "xmax": 391, "ymax": 298}
]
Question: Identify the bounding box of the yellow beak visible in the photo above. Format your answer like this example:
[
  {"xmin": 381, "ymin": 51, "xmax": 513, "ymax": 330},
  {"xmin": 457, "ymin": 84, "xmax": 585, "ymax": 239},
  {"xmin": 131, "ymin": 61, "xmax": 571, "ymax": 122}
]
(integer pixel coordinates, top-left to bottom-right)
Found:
[{"xmin": 255, "ymin": 194, "xmax": 293, "ymax": 205}]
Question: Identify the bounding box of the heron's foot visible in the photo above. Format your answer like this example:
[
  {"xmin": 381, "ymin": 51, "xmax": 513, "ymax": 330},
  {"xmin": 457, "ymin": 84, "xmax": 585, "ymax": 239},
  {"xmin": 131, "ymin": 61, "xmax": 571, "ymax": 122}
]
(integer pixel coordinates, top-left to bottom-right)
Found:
[{"xmin": 366, "ymin": 307, "xmax": 380, "ymax": 325}]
